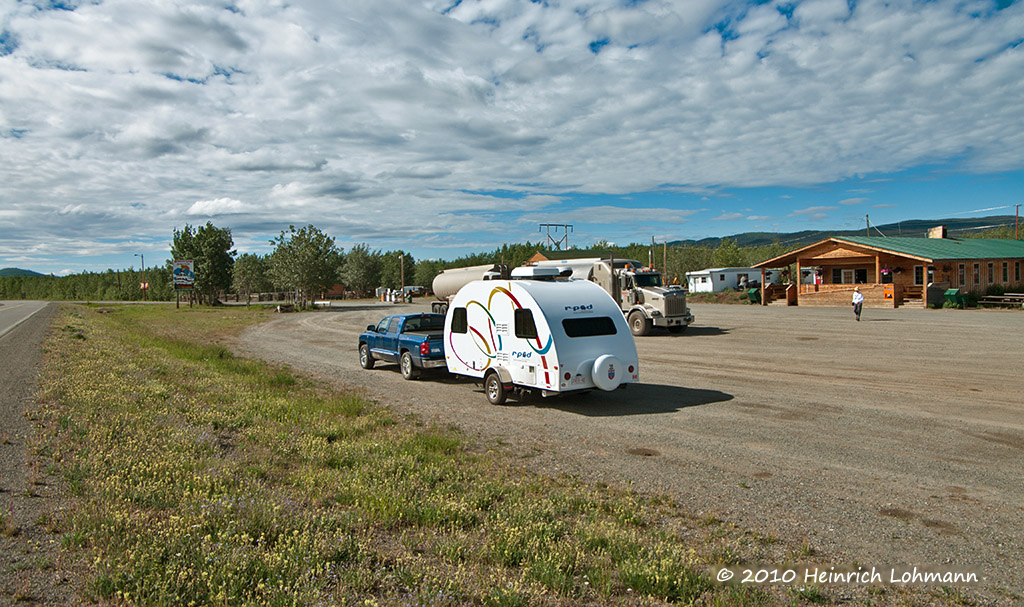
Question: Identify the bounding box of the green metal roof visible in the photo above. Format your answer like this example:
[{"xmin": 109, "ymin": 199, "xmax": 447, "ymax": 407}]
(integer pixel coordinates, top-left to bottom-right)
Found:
[{"xmin": 835, "ymin": 237, "xmax": 1024, "ymax": 261}]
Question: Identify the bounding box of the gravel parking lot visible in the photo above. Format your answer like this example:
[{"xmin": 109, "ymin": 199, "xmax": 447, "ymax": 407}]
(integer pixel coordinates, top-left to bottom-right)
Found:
[{"xmin": 237, "ymin": 301, "xmax": 1024, "ymax": 599}]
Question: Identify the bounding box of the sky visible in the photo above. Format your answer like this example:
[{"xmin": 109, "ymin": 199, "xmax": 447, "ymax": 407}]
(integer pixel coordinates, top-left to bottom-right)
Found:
[{"xmin": 1, "ymin": 0, "xmax": 1023, "ymax": 275}]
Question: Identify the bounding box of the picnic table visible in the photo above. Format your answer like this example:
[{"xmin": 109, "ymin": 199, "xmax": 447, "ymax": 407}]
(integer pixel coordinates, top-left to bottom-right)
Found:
[{"xmin": 978, "ymin": 293, "xmax": 1024, "ymax": 308}]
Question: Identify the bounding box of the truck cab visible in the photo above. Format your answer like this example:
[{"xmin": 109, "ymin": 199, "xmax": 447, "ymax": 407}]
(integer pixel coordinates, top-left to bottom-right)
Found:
[{"xmin": 592, "ymin": 260, "xmax": 693, "ymax": 336}]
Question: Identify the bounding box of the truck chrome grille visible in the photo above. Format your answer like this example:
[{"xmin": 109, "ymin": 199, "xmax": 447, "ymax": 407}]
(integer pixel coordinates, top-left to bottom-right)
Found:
[{"xmin": 664, "ymin": 295, "xmax": 687, "ymax": 316}]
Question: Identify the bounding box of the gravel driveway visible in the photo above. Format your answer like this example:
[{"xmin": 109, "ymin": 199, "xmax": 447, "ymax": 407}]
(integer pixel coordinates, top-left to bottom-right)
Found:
[{"xmin": 236, "ymin": 301, "xmax": 1024, "ymax": 600}]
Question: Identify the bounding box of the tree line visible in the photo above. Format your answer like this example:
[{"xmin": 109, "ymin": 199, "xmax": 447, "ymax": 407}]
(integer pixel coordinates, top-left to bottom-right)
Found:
[{"xmin": 19, "ymin": 220, "xmax": 1015, "ymax": 304}]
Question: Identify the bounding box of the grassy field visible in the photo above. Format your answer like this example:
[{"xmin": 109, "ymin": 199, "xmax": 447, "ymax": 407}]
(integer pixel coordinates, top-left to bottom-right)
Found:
[{"xmin": 32, "ymin": 304, "xmax": 900, "ymax": 606}]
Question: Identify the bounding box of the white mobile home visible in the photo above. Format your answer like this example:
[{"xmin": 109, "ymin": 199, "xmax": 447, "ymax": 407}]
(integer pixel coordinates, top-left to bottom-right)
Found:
[
  {"xmin": 444, "ymin": 267, "xmax": 640, "ymax": 404},
  {"xmin": 686, "ymin": 267, "xmax": 775, "ymax": 293}
]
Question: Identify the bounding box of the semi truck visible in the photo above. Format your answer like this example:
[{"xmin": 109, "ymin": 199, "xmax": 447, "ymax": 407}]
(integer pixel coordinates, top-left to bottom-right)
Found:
[
  {"xmin": 529, "ymin": 257, "xmax": 693, "ymax": 336},
  {"xmin": 431, "ymin": 258, "xmax": 692, "ymax": 336}
]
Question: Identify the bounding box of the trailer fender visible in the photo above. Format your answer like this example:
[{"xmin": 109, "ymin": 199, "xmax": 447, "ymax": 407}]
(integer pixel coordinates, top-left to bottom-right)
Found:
[
  {"xmin": 592, "ymin": 355, "xmax": 624, "ymax": 391},
  {"xmin": 489, "ymin": 366, "xmax": 513, "ymax": 386}
]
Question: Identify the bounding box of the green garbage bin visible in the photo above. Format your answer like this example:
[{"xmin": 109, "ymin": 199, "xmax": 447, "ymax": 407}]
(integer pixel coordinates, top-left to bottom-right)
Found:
[
  {"xmin": 747, "ymin": 288, "xmax": 761, "ymax": 304},
  {"xmin": 943, "ymin": 288, "xmax": 963, "ymax": 309}
]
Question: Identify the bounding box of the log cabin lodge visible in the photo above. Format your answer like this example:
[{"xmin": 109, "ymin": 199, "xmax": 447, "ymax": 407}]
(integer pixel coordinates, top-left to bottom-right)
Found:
[{"xmin": 752, "ymin": 226, "xmax": 1024, "ymax": 308}]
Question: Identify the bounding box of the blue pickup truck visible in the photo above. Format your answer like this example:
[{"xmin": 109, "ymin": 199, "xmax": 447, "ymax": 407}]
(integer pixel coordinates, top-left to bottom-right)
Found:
[{"xmin": 358, "ymin": 313, "xmax": 447, "ymax": 380}]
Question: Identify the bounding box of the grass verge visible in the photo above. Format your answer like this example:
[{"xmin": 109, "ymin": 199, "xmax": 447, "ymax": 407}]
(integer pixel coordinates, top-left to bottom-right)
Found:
[{"xmin": 31, "ymin": 304, "xmax": 948, "ymax": 606}]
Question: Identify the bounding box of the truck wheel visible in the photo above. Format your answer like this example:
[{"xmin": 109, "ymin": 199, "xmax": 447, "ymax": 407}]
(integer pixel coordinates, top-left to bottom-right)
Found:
[
  {"xmin": 668, "ymin": 325, "xmax": 685, "ymax": 334},
  {"xmin": 628, "ymin": 311, "xmax": 652, "ymax": 336},
  {"xmin": 359, "ymin": 344, "xmax": 375, "ymax": 369},
  {"xmin": 484, "ymin": 372, "xmax": 507, "ymax": 405},
  {"xmin": 400, "ymin": 352, "xmax": 420, "ymax": 380}
]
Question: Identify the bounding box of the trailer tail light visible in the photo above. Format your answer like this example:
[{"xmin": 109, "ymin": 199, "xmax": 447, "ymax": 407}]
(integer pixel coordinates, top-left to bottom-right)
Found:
[
  {"xmin": 420, "ymin": 342, "xmax": 430, "ymax": 356},
  {"xmin": 628, "ymin": 365, "xmax": 635, "ymax": 374},
  {"xmin": 564, "ymin": 372, "xmax": 571, "ymax": 381}
]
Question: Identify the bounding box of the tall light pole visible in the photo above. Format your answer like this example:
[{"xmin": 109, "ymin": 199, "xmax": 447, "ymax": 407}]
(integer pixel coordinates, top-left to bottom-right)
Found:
[{"xmin": 135, "ymin": 253, "xmax": 146, "ymax": 300}]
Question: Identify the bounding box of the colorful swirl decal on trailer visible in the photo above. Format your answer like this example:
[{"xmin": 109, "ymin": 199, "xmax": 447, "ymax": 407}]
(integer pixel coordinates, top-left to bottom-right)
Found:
[{"xmin": 448, "ymin": 284, "xmax": 553, "ymax": 377}]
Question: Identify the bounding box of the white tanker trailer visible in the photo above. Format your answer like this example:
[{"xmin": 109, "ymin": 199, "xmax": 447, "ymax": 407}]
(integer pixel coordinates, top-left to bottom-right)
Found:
[{"xmin": 430, "ymin": 263, "xmax": 510, "ymax": 315}]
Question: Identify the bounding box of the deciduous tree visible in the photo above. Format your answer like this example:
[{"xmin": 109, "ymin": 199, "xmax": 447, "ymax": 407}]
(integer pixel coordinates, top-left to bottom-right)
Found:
[
  {"xmin": 170, "ymin": 222, "xmax": 236, "ymax": 305},
  {"xmin": 268, "ymin": 225, "xmax": 342, "ymax": 308},
  {"xmin": 340, "ymin": 243, "xmax": 380, "ymax": 297},
  {"xmin": 232, "ymin": 253, "xmax": 273, "ymax": 306}
]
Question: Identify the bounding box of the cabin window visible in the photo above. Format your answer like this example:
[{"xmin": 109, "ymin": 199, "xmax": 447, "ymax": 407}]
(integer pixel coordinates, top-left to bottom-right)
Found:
[
  {"xmin": 514, "ymin": 308, "xmax": 538, "ymax": 339},
  {"xmin": 832, "ymin": 268, "xmax": 843, "ymax": 284},
  {"xmin": 451, "ymin": 308, "xmax": 468, "ymax": 334},
  {"xmin": 987, "ymin": 263, "xmax": 994, "ymax": 284},
  {"xmin": 1016, "ymin": 262, "xmax": 1021, "ymax": 282},
  {"xmin": 973, "ymin": 263, "xmax": 980, "ymax": 285},
  {"xmin": 854, "ymin": 269, "xmax": 868, "ymax": 284},
  {"xmin": 913, "ymin": 265, "xmax": 924, "ymax": 286},
  {"xmin": 562, "ymin": 317, "xmax": 617, "ymax": 338},
  {"xmin": 1002, "ymin": 262, "xmax": 1008, "ymax": 283},
  {"xmin": 958, "ymin": 264, "xmax": 966, "ymax": 286}
]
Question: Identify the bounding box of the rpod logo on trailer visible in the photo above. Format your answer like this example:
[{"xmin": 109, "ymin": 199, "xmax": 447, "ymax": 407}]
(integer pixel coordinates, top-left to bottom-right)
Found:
[{"xmin": 564, "ymin": 304, "xmax": 594, "ymax": 313}]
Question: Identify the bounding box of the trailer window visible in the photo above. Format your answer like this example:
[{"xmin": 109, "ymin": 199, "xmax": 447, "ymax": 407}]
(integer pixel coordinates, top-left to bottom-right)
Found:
[
  {"xmin": 562, "ymin": 317, "xmax": 617, "ymax": 338},
  {"xmin": 451, "ymin": 308, "xmax": 467, "ymax": 334},
  {"xmin": 514, "ymin": 308, "xmax": 537, "ymax": 339}
]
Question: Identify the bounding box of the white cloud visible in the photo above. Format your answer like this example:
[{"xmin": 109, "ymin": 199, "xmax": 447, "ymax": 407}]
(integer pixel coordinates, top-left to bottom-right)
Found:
[
  {"xmin": 187, "ymin": 197, "xmax": 249, "ymax": 216},
  {"xmin": 2, "ymin": 0, "xmax": 1024, "ymax": 271},
  {"xmin": 789, "ymin": 205, "xmax": 839, "ymax": 221}
]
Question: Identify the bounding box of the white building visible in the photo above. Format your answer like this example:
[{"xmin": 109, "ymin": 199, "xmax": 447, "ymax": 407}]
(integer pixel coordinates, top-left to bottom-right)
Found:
[{"xmin": 686, "ymin": 267, "xmax": 776, "ymax": 293}]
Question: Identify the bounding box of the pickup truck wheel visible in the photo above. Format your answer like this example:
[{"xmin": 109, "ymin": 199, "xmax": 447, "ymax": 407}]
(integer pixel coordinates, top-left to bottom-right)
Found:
[
  {"xmin": 484, "ymin": 372, "xmax": 507, "ymax": 405},
  {"xmin": 628, "ymin": 311, "xmax": 652, "ymax": 336},
  {"xmin": 359, "ymin": 344, "xmax": 375, "ymax": 369},
  {"xmin": 400, "ymin": 352, "xmax": 420, "ymax": 380}
]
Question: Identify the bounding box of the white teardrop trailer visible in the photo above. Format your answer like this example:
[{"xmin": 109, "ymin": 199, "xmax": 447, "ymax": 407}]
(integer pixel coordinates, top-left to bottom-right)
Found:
[{"xmin": 444, "ymin": 266, "xmax": 640, "ymax": 404}]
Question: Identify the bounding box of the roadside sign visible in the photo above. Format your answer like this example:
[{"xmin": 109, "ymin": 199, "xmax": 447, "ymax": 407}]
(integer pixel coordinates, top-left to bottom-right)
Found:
[
  {"xmin": 140, "ymin": 282, "xmax": 149, "ymax": 290},
  {"xmin": 173, "ymin": 260, "xmax": 195, "ymax": 291}
]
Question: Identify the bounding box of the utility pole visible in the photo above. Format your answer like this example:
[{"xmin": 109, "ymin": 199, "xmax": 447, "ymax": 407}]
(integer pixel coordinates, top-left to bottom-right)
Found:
[
  {"xmin": 866, "ymin": 215, "xmax": 870, "ymax": 237},
  {"xmin": 1016, "ymin": 204, "xmax": 1020, "ymax": 239}
]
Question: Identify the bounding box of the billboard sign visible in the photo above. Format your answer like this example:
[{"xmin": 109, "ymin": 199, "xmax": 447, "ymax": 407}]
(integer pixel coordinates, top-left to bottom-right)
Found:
[{"xmin": 173, "ymin": 260, "xmax": 195, "ymax": 291}]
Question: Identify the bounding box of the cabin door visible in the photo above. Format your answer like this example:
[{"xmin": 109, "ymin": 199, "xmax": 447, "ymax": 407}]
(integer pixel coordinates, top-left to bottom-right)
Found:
[{"xmin": 841, "ymin": 269, "xmax": 854, "ymax": 284}]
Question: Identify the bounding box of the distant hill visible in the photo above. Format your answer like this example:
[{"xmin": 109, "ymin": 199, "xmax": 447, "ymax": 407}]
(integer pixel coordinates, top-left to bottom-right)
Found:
[
  {"xmin": 671, "ymin": 215, "xmax": 1019, "ymax": 248},
  {"xmin": 0, "ymin": 268, "xmax": 45, "ymax": 278}
]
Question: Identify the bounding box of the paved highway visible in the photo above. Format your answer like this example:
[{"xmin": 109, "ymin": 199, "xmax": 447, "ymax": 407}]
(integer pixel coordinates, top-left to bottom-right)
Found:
[{"xmin": 0, "ymin": 301, "xmax": 51, "ymax": 340}]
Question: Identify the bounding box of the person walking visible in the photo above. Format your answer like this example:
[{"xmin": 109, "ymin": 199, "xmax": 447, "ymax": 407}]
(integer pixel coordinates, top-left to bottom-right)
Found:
[{"xmin": 852, "ymin": 286, "xmax": 864, "ymax": 321}]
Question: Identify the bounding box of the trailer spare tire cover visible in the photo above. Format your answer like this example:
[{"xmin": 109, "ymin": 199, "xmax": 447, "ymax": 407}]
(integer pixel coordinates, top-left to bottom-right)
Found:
[{"xmin": 592, "ymin": 355, "xmax": 624, "ymax": 391}]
